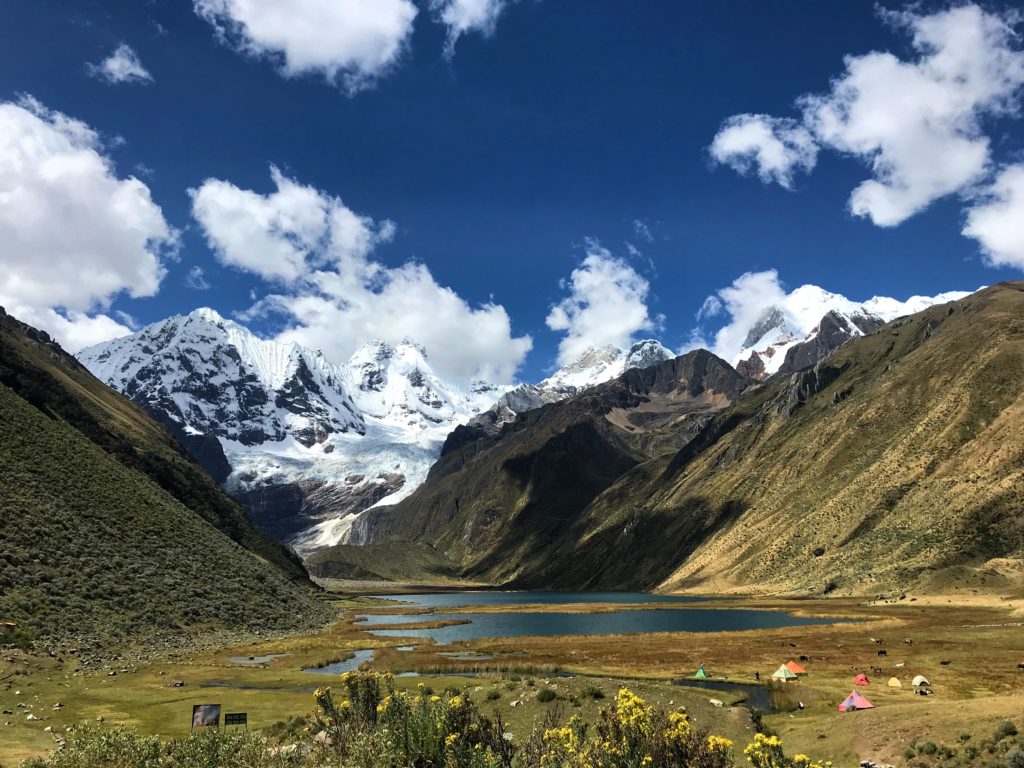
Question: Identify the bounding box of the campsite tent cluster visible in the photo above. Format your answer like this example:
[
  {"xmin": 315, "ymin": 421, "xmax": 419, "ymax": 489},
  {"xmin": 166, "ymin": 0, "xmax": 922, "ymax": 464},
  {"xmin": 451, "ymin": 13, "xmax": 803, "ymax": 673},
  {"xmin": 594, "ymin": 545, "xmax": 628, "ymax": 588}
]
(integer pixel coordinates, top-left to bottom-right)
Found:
[
  {"xmin": 694, "ymin": 659, "xmax": 933, "ymax": 714},
  {"xmin": 837, "ymin": 673, "xmax": 931, "ymax": 712}
]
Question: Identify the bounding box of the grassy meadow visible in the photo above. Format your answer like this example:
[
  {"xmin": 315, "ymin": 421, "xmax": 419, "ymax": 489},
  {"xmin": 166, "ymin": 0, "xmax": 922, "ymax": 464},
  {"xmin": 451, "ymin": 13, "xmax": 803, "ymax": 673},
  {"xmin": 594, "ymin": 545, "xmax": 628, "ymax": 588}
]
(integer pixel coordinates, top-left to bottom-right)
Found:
[{"xmin": 1, "ymin": 593, "xmax": 1022, "ymax": 767}]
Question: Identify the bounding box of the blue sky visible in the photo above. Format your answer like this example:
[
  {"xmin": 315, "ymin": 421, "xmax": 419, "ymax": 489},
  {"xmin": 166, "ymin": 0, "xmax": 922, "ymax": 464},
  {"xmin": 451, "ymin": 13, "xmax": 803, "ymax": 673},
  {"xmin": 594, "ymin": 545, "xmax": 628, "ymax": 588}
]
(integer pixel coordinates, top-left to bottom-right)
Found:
[{"xmin": 2, "ymin": 1, "xmax": 1023, "ymax": 382}]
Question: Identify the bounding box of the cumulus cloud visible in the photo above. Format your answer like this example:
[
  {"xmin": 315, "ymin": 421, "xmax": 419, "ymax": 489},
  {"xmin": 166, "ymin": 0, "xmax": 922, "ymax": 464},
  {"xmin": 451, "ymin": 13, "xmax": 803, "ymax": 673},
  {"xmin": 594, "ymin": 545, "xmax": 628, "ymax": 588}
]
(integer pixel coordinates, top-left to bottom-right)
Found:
[
  {"xmin": 963, "ymin": 163, "xmax": 1024, "ymax": 270},
  {"xmin": 185, "ymin": 265, "xmax": 212, "ymax": 290},
  {"xmin": 87, "ymin": 43, "xmax": 153, "ymax": 84},
  {"xmin": 190, "ymin": 168, "xmax": 531, "ymax": 383},
  {"xmin": 190, "ymin": 166, "xmax": 394, "ymax": 282},
  {"xmin": 193, "ymin": 0, "xmax": 418, "ymax": 93},
  {"xmin": 710, "ymin": 115, "xmax": 818, "ymax": 188},
  {"xmin": 546, "ymin": 241, "xmax": 659, "ymax": 365},
  {"xmin": 711, "ymin": 5, "xmax": 1024, "ymax": 227},
  {"xmin": 432, "ymin": 0, "xmax": 511, "ymax": 56},
  {"xmin": 0, "ymin": 96, "xmax": 176, "ymax": 352}
]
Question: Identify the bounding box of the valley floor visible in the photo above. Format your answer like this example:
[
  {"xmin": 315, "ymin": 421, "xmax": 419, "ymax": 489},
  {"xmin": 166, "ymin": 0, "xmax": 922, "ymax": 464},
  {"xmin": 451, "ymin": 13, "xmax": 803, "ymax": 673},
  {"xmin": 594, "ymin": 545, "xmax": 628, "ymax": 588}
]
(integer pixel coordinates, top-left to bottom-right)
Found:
[{"xmin": 1, "ymin": 592, "xmax": 1022, "ymax": 767}]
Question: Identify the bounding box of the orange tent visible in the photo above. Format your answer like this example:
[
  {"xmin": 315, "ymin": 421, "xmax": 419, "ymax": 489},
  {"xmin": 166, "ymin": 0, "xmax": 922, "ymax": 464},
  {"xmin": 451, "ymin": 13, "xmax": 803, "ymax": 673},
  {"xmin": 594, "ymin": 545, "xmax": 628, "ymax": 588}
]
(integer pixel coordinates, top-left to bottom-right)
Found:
[
  {"xmin": 785, "ymin": 660, "xmax": 807, "ymax": 675},
  {"xmin": 854, "ymin": 673, "xmax": 870, "ymax": 686}
]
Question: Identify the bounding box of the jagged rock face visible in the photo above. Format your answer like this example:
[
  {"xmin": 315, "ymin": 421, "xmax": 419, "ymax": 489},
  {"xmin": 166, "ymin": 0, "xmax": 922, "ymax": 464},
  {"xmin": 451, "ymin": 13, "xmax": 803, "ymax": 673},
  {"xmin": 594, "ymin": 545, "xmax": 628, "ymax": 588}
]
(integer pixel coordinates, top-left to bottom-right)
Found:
[
  {"xmin": 78, "ymin": 309, "xmax": 365, "ymax": 448},
  {"xmin": 776, "ymin": 311, "xmax": 883, "ymax": 377},
  {"xmin": 234, "ymin": 475, "xmax": 405, "ymax": 543},
  {"xmin": 76, "ymin": 310, "xmax": 504, "ymax": 554},
  {"xmin": 742, "ymin": 307, "xmax": 789, "ymax": 349},
  {"xmin": 459, "ymin": 339, "xmax": 676, "ymax": 443}
]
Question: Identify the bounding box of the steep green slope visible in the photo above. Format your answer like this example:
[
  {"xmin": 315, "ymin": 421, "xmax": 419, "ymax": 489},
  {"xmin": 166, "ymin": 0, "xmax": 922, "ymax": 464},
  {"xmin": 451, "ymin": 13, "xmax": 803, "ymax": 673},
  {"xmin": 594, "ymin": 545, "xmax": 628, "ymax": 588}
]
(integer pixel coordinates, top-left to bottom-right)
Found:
[
  {"xmin": 305, "ymin": 541, "xmax": 460, "ymax": 582},
  {"xmin": 0, "ymin": 309, "xmax": 329, "ymax": 646},
  {"xmin": 546, "ymin": 282, "xmax": 1024, "ymax": 594},
  {"xmin": 349, "ymin": 350, "xmax": 746, "ymax": 583},
  {"xmin": 0, "ymin": 307, "xmax": 306, "ymax": 581}
]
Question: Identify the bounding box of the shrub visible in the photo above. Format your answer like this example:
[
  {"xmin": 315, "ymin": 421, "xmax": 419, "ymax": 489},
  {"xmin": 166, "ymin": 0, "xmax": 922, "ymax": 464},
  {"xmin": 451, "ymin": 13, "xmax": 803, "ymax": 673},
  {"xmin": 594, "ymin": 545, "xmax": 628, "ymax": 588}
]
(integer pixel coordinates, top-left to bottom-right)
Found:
[
  {"xmin": 486, "ymin": 690, "xmax": 501, "ymax": 701},
  {"xmin": 537, "ymin": 688, "xmax": 558, "ymax": 703},
  {"xmin": 25, "ymin": 674, "xmax": 834, "ymax": 768},
  {"xmin": 997, "ymin": 722, "xmax": 1020, "ymax": 740},
  {"xmin": 919, "ymin": 741, "xmax": 939, "ymax": 755},
  {"xmin": 580, "ymin": 684, "xmax": 606, "ymax": 699},
  {"xmin": 1005, "ymin": 745, "xmax": 1024, "ymax": 768}
]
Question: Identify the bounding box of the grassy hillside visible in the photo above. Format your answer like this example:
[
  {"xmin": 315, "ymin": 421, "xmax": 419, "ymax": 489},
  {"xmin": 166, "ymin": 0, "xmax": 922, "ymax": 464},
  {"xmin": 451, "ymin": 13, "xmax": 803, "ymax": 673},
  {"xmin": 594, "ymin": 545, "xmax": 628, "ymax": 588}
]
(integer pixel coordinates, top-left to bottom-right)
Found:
[
  {"xmin": 305, "ymin": 541, "xmax": 460, "ymax": 581},
  {"xmin": 0, "ymin": 309, "xmax": 329, "ymax": 646},
  {"xmin": 555, "ymin": 282, "xmax": 1024, "ymax": 594},
  {"xmin": 0, "ymin": 307, "xmax": 307, "ymax": 581},
  {"xmin": 353, "ymin": 284, "xmax": 1024, "ymax": 595}
]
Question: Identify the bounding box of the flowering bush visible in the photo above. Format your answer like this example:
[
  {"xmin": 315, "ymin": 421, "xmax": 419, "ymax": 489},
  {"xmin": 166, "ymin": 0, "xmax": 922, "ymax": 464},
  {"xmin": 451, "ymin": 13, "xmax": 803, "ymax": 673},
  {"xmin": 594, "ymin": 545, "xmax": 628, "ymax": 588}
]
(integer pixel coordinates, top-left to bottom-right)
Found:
[
  {"xmin": 22, "ymin": 674, "xmax": 832, "ymax": 768},
  {"xmin": 524, "ymin": 687, "xmax": 733, "ymax": 768},
  {"xmin": 308, "ymin": 671, "xmax": 514, "ymax": 768}
]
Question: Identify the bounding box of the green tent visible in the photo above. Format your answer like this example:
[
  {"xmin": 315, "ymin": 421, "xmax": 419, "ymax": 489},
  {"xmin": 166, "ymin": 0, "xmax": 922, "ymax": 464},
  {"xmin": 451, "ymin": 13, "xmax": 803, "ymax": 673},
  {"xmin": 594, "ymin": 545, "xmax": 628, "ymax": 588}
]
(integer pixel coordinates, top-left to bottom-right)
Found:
[
  {"xmin": 694, "ymin": 665, "xmax": 709, "ymax": 679},
  {"xmin": 771, "ymin": 664, "xmax": 798, "ymax": 681}
]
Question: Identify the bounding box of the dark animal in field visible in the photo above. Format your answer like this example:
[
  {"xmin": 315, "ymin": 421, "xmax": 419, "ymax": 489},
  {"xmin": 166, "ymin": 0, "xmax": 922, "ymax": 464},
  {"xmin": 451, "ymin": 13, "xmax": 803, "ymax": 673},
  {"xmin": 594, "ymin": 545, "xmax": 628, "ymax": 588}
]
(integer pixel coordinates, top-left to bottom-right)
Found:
[
  {"xmin": 877, "ymin": 650, "xmax": 887, "ymax": 657},
  {"xmin": 1017, "ymin": 663, "xmax": 1024, "ymax": 671},
  {"xmin": 799, "ymin": 655, "xmax": 810, "ymax": 662},
  {"xmin": 871, "ymin": 666, "xmax": 883, "ymax": 674},
  {"xmin": 940, "ymin": 660, "xmax": 951, "ymax": 666},
  {"xmin": 904, "ymin": 639, "xmax": 913, "ymax": 645}
]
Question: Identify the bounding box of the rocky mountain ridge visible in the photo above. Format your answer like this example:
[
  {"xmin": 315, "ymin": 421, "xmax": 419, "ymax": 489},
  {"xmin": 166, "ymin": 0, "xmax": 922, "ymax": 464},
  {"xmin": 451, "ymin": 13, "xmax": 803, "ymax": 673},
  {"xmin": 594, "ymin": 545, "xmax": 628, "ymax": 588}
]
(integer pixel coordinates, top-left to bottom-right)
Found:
[{"xmin": 344, "ymin": 284, "xmax": 1024, "ymax": 595}]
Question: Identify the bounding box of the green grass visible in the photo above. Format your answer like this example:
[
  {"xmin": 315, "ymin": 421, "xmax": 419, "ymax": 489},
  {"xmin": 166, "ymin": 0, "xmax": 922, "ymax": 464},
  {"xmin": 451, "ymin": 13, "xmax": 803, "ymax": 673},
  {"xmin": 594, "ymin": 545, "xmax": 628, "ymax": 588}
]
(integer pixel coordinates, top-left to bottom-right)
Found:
[
  {"xmin": 0, "ymin": 382, "xmax": 328, "ymax": 646},
  {"xmin": 305, "ymin": 541, "xmax": 460, "ymax": 582}
]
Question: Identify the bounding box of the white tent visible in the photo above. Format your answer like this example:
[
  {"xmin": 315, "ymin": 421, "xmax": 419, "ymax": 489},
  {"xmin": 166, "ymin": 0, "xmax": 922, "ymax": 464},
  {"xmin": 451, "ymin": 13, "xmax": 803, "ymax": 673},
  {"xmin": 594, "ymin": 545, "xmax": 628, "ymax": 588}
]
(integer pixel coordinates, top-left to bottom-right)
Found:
[{"xmin": 912, "ymin": 675, "xmax": 930, "ymax": 687}]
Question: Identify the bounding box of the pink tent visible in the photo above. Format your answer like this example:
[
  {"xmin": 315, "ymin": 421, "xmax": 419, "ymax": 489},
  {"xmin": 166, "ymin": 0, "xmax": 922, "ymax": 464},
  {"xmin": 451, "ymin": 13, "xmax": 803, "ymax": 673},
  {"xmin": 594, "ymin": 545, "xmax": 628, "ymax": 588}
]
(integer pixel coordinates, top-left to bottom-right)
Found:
[
  {"xmin": 854, "ymin": 673, "xmax": 870, "ymax": 686},
  {"xmin": 838, "ymin": 690, "xmax": 875, "ymax": 712}
]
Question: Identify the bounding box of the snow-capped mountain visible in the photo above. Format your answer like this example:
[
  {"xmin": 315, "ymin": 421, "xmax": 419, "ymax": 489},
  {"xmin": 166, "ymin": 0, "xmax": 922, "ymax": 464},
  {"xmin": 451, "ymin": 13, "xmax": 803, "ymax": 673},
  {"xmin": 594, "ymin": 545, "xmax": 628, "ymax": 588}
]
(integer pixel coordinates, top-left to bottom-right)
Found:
[
  {"xmin": 77, "ymin": 309, "xmax": 503, "ymax": 554},
  {"xmin": 465, "ymin": 339, "xmax": 674, "ymax": 435},
  {"xmin": 733, "ymin": 286, "xmax": 973, "ymax": 379},
  {"xmin": 79, "ymin": 307, "xmax": 365, "ymax": 448}
]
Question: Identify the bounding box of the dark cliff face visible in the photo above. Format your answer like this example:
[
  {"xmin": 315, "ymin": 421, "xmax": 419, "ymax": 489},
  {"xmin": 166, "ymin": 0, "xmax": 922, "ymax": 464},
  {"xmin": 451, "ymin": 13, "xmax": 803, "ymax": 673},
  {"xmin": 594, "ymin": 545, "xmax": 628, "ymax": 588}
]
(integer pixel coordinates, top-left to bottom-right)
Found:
[
  {"xmin": 776, "ymin": 311, "xmax": 883, "ymax": 377},
  {"xmin": 346, "ymin": 349, "xmax": 749, "ymax": 582}
]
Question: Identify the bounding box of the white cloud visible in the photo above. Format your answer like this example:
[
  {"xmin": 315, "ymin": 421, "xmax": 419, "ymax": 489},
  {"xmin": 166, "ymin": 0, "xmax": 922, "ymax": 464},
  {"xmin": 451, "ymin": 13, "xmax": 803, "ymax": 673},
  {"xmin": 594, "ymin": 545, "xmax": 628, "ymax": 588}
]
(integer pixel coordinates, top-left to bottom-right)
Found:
[
  {"xmin": 963, "ymin": 163, "xmax": 1024, "ymax": 269},
  {"xmin": 696, "ymin": 295, "xmax": 722, "ymax": 322},
  {"xmin": 632, "ymin": 219, "xmax": 654, "ymax": 243},
  {"xmin": 190, "ymin": 166, "xmax": 393, "ymax": 282},
  {"xmin": 711, "ymin": 5, "xmax": 1024, "ymax": 227},
  {"xmin": 193, "ymin": 0, "xmax": 417, "ymax": 93},
  {"xmin": 432, "ymin": 0, "xmax": 510, "ymax": 56},
  {"xmin": 191, "ymin": 168, "xmax": 531, "ymax": 383},
  {"xmin": 710, "ymin": 115, "xmax": 818, "ymax": 189},
  {"xmin": 185, "ymin": 265, "xmax": 212, "ymax": 290},
  {"xmin": 87, "ymin": 43, "xmax": 153, "ymax": 85},
  {"xmin": 0, "ymin": 97, "xmax": 176, "ymax": 352},
  {"xmin": 546, "ymin": 240, "xmax": 658, "ymax": 365},
  {"xmin": 703, "ymin": 270, "xmax": 789, "ymax": 363}
]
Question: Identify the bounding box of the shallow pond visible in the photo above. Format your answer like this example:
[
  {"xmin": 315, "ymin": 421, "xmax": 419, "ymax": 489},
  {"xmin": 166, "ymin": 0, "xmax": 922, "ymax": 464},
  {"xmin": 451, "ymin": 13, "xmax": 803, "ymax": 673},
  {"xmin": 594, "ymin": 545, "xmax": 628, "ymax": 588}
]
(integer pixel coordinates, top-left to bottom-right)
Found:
[
  {"xmin": 355, "ymin": 592, "xmax": 842, "ymax": 645},
  {"xmin": 303, "ymin": 649, "xmax": 376, "ymax": 675},
  {"xmin": 673, "ymin": 678, "xmax": 774, "ymax": 712}
]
